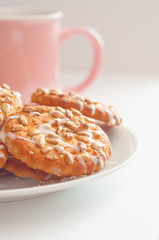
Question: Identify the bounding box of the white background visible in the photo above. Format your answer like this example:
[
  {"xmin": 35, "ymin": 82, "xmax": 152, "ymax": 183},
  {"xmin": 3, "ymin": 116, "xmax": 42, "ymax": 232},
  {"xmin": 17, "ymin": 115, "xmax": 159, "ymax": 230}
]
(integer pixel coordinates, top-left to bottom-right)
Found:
[{"xmin": 0, "ymin": 0, "xmax": 159, "ymax": 74}]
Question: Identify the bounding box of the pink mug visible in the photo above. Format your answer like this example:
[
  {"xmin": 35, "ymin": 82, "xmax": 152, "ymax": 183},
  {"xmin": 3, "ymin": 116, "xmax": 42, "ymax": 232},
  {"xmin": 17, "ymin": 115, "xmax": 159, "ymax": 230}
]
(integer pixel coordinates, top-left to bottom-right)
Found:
[{"xmin": 0, "ymin": 8, "xmax": 104, "ymax": 102}]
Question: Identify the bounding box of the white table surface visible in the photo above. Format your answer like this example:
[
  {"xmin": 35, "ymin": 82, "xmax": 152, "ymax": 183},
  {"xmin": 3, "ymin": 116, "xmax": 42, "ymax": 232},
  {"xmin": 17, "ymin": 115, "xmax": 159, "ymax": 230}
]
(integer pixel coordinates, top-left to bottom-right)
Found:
[{"xmin": 0, "ymin": 72, "xmax": 159, "ymax": 240}]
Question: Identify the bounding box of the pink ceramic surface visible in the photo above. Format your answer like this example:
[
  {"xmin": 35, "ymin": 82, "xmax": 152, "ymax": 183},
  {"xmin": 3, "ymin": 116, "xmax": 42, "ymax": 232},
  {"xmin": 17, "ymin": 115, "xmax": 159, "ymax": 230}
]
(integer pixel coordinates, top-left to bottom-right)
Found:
[{"xmin": 0, "ymin": 8, "xmax": 104, "ymax": 102}]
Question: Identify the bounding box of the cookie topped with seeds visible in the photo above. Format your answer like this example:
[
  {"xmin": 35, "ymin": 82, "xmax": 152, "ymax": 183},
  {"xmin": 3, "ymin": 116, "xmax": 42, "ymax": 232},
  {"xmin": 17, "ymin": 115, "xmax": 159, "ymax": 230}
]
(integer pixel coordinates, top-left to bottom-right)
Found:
[
  {"xmin": 0, "ymin": 105, "xmax": 111, "ymax": 177},
  {"xmin": 0, "ymin": 83, "xmax": 22, "ymax": 126},
  {"xmin": 31, "ymin": 88, "xmax": 122, "ymax": 126}
]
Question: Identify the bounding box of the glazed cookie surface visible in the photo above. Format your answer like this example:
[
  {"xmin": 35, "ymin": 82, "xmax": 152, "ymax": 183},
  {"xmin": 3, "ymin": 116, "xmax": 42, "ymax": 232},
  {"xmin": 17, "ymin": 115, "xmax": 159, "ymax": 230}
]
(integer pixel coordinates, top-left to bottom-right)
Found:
[
  {"xmin": 31, "ymin": 88, "xmax": 122, "ymax": 126},
  {"xmin": 0, "ymin": 144, "xmax": 8, "ymax": 168},
  {"xmin": 0, "ymin": 105, "xmax": 111, "ymax": 177},
  {"xmin": 0, "ymin": 83, "xmax": 22, "ymax": 126}
]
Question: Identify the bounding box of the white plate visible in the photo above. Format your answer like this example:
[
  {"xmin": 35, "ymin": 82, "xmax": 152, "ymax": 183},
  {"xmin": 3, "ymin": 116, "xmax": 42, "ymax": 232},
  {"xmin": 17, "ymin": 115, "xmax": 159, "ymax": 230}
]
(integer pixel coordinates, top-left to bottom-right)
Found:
[{"xmin": 0, "ymin": 125, "xmax": 139, "ymax": 202}]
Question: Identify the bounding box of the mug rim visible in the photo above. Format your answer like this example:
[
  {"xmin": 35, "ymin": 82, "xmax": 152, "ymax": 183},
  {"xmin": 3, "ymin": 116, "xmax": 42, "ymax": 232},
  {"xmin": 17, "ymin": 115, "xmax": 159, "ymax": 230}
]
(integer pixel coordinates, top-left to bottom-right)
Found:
[{"xmin": 0, "ymin": 7, "xmax": 63, "ymax": 20}]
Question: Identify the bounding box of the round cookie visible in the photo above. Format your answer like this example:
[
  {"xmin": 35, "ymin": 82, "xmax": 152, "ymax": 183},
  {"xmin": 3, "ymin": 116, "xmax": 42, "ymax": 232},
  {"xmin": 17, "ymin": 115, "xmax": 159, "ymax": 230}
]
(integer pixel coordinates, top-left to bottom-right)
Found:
[
  {"xmin": 4, "ymin": 157, "xmax": 61, "ymax": 182},
  {"xmin": 0, "ymin": 105, "xmax": 111, "ymax": 177},
  {"xmin": 31, "ymin": 88, "xmax": 122, "ymax": 126},
  {"xmin": 0, "ymin": 144, "xmax": 8, "ymax": 168},
  {"xmin": 0, "ymin": 83, "xmax": 22, "ymax": 126}
]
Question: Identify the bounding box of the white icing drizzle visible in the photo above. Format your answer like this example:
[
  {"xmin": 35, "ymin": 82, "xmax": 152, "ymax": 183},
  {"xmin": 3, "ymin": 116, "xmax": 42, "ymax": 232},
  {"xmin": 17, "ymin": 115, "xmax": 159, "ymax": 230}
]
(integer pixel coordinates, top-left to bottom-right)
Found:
[
  {"xmin": 90, "ymin": 155, "xmax": 104, "ymax": 167},
  {"xmin": 55, "ymin": 89, "xmax": 64, "ymax": 95},
  {"xmin": 10, "ymin": 104, "xmax": 14, "ymax": 110},
  {"xmin": 107, "ymin": 118, "xmax": 116, "ymax": 126},
  {"xmin": 14, "ymin": 93, "xmax": 22, "ymax": 105},
  {"xmin": 83, "ymin": 169, "xmax": 87, "ymax": 174},
  {"xmin": 0, "ymin": 144, "xmax": 5, "ymax": 149},
  {"xmin": 12, "ymin": 91, "xmax": 22, "ymax": 98},
  {"xmin": 91, "ymin": 141, "xmax": 106, "ymax": 161},
  {"xmin": 77, "ymin": 99, "xmax": 84, "ymax": 111},
  {"xmin": 88, "ymin": 103, "xmax": 96, "ymax": 116},
  {"xmin": 38, "ymin": 88, "xmax": 50, "ymax": 94},
  {"xmin": 0, "ymin": 88, "xmax": 7, "ymax": 93},
  {"xmin": 1, "ymin": 131, "xmax": 37, "ymax": 145},
  {"xmin": 29, "ymin": 112, "xmax": 41, "ymax": 117},
  {"xmin": 78, "ymin": 142, "xmax": 87, "ymax": 153},
  {"xmin": 0, "ymin": 130, "xmax": 7, "ymax": 143},
  {"xmin": 7, "ymin": 132, "xmax": 16, "ymax": 140},
  {"xmin": 76, "ymin": 155, "xmax": 87, "ymax": 169},
  {"xmin": 68, "ymin": 92, "xmax": 84, "ymax": 111},
  {"xmin": 0, "ymin": 152, "xmax": 6, "ymax": 160},
  {"xmin": 6, "ymin": 115, "xmax": 19, "ymax": 122},
  {"xmin": 90, "ymin": 128, "xmax": 108, "ymax": 139},
  {"xmin": 78, "ymin": 126, "xmax": 106, "ymax": 165},
  {"xmin": 53, "ymin": 145, "xmax": 64, "ymax": 153},
  {"xmin": 58, "ymin": 118, "xmax": 69, "ymax": 124},
  {"xmin": 57, "ymin": 140, "xmax": 80, "ymax": 152},
  {"xmin": 104, "ymin": 108, "xmax": 115, "ymax": 125},
  {"xmin": 38, "ymin": 122, "xmax": 57, "ymax": 136}
]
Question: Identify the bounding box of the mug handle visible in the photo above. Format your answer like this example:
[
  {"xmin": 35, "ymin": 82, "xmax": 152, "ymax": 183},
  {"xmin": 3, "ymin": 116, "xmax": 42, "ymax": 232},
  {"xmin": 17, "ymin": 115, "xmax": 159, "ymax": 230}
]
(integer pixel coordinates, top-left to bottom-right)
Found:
[{"xmin": 60, "ymin": 26, "xmax": 104, "ymax": 92}]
